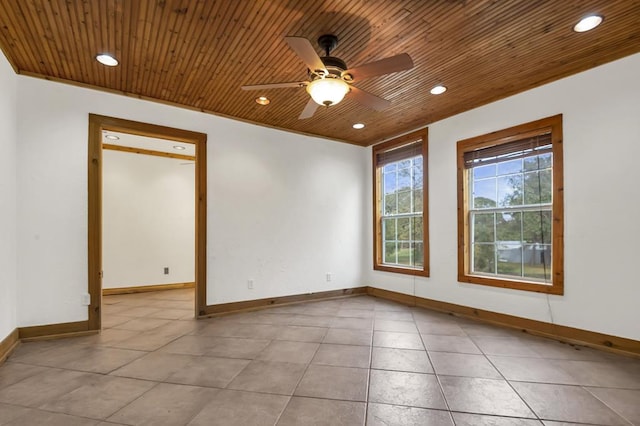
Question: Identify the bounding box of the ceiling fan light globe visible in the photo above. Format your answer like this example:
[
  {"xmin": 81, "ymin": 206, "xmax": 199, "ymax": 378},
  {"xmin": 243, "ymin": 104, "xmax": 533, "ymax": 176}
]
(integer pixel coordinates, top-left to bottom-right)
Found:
[{"xmin": 307, "ymin": 78, "xmax": 349, "ymax": 107}]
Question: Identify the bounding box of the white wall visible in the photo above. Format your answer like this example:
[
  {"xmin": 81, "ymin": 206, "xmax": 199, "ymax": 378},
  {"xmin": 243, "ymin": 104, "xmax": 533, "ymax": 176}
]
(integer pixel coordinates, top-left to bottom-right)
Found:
[
  {"xmin": 366, "ymin": 53, "xmax": 640, "ymax": 340},
  {"xmin": 15, "ymin": 77, "xmax": 367, "ymax": 326},
  {"xmin": 102, "ymin": 150, "xmax": 195, "ymax": 289},
  {"xmin": 0, "ymin": 52, "xmax": 17, "ymax": 341}
]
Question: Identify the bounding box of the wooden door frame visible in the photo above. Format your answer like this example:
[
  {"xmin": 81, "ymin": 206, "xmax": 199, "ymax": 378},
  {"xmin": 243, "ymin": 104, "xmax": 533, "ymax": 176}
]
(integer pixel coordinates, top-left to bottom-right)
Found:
[{"xmin": 88, "ymin": 114, "xmax": 207, "ymax": 330}]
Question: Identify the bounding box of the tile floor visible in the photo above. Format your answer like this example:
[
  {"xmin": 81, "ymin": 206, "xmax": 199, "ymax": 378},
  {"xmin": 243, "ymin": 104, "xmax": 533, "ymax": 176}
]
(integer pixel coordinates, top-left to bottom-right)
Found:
[{"xmin": 0, "ymin": 289, "xmax": 639, "ymax": 425}]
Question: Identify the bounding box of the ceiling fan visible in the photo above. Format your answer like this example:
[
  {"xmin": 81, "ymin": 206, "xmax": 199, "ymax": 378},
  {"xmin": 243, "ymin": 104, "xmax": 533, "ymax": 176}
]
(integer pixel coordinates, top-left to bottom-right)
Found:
[{"xmin": 241, "ymin": 34, "xmax": 414, "ymax": 119}]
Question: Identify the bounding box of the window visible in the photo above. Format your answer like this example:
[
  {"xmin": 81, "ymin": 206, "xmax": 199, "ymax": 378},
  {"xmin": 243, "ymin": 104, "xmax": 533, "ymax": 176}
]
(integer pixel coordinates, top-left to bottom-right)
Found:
[
  {"xmin": 373, "ymin": 130, "xmax": 429, "ymax": 276},
  {"xmin": 457, "ymin": 115, "xmax": 563, "ymax": 294}
]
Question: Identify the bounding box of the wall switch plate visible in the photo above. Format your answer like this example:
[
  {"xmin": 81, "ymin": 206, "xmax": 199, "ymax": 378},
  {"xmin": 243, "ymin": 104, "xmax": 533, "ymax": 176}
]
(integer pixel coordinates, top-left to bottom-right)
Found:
[
  {"xmin": 248, "ymin": 279, "xmax": 254, "ymax": 289},
  {"xmin": 164, "ymin": 267, "xmax": 169, "ymax": 275},
  {"xmin": 326, "ymin": 272, "xmax": 332, "ymax": 282},
  {"xmin": 81, "ymin": 293, "xmax": 91, "ymax": 306}
]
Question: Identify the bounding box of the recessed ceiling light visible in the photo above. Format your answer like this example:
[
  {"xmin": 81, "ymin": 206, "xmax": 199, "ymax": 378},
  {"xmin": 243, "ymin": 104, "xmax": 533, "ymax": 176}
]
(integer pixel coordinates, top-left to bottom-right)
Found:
[
  {"xmin": 573, "ymin": 15, "xmax": 603, "ymax": 32},
  {"xmin": 352, "ymin": 123, "xmax": 365, "ymax": 129},
  {"xmin": 430, "ymin": 85, "xmax": 447, "ymax": 95},
  {"xmin": 96, "ymin": 54, "xmax": 118, "ymax": 66},
  {"xmin": 104, "ymin": 134, "xmax": 119, "ymax": 141},
  {"xmin": 255, "ymin": 96, "xmax": 270, "ymax": 105},
  {"xmin": 173, "ymin": 145, "xmax": 186, "ymax": 150}
]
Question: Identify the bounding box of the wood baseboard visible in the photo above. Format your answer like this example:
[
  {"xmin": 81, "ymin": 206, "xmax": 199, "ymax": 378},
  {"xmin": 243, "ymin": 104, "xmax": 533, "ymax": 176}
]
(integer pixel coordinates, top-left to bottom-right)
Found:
[
  {"xmin": 0, "ymin": 329, "xmax": 19, "ymax": 364},
  {"xmin": 200, "ymin": 287, "xmax": 368, "ymax": 317},
  {"xmin": 366, "ymin": 287, "xmax": 640, "ymax": 357},
  {"xmin": 103, "ymin": 282, "xmax": 195, "ymax": 296},
  {"xmin": 18, "ymin": 320, "xmax": 93, "ymax": 341}
]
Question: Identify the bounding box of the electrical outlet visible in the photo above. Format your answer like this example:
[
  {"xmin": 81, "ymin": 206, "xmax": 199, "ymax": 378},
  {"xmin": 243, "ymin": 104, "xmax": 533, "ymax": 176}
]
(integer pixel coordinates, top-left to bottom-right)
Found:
[
  {"xmin": 164, "ymin": 267, "xmax": 169, "ymax": 275},
  {"xmin": 326, "ymin": 272, "xmax": 332, "ymax": 282},
  {"xmin": 81, "ymin": 293, "xmax": 91, "ymax": 306},
  {"xmin": 248, "ymin": 279, "xmax": 254, "ymax": 289}
]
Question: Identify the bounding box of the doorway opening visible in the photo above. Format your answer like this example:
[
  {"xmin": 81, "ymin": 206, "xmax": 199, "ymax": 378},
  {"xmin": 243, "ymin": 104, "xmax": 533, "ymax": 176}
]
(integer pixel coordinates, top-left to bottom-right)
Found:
[{"xmin": 88, "ymin": 114, "xmax": 207, "ymax": 331}]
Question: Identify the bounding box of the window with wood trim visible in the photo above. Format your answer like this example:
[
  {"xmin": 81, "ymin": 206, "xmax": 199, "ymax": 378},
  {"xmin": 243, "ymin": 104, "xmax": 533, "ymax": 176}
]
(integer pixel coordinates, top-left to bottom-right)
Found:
[
  {"xmin": 457, "ymin": 115, "xmax": 563, "ymax": 294},
  {"xmin": 373, "ymin": 130, "xmax": 429, "ymax": 276}
]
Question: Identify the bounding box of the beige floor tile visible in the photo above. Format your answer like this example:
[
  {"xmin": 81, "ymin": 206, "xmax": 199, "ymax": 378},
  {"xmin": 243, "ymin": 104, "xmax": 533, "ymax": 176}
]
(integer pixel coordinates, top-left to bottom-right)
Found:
[
  {"xmin": 374, "ymin": 310, "xmax": 415, "ymax": 321},
  {"xmin": 312, "ymin": 344, "xmax": 371, "ymax": 368},
  {"xmin": 369, "ymin": 370, "xmax": 446, "ymax": 409},
  {"xmin": 256, "ymin": 340, "xmax": 319, "ymax": 364},
  {"xmin": 166, "ymin": 356, "xmax": 250, "ymax": 388},
  {"xmin": 39, "ymin": 375, "xmax": 155, "ymax": 419},
  {"xmin": 489, "ymin": 355, "xmax": 578, "ymax": 384},
  {"xmin": 415, "ymin": 321, "xmax": 467, "ymax": 336},
  {"xmin": 110, "ymin": 352, "xmax": 194, "ymax": 381},
  {"xmin": 429, "ymin": 352, "xmax": 501, "ymax": 379},
  {"xmin": 0, "ymin": 402, "xmax": 31, "ymax": 424},
  {"xmin": 278, "ymin": 397, "xmax": 366, "ymax": 426},
  {"xmin": 101, "ymin": 315, "xmax": 133, "ymax": 329},
  {"xmin": 374, "ymin": 319, "xmax": 418, "ymax": 334},
  {"xmin": 145, "ymin": 308, "xmax": 194, "ymax": 320},
  {"xmin": 275, "ymin": 325, "xmax": 328, "ymax": 343},
  {"xmin": 157, "ymin": 335, "xmax": 216, "ymax": 356},
  {"xmin": 373, "ymin": 331, "xmax": 424, "ymax": 350},
  {"xmin": 585, "ymin": 387, "xmax": 640, "ymax": 425},
  {"xmin": 323, "ymin": 328, "xmax": 373, "ymax": 346},
  {"xmin": 53, "ymin": 346, "xmax": 147, "ymax": 374},
  {"xmin": 227, "ymin": 360, "xmax": 307, "ymax": 395},
  {"xmin": 367, "ymin": 403, "xmax": 454, "ymax": 426},
  {"xmin": 112, "ymin": 317, "xmax": 172, "ymax": 332},
  {"xmin": 295, "ymin": 365, "xmax": 369, "ymax": 401},
  {"xmin": 205, "ymin": 336, "xmax": 271, "ymax": 359},
  {"xmin": 288, "ymin": 314, "xmax": 335, "ymax": 327},
  {"xmin": 337, "ymin": 308, "xmax": 375, "ymax": 319},
  {"xmin": 331, "ymin": 317, "xmax": 374, "ymax": 330},
  {"xmin": 0, "ymin": 362, "xmax": 49, "ymax": 389},
  {"xmin": 473, "ymin": 336, "xmax": 541, "ymax": 357},
  {"xmin": 0, "ymin": 368, "xmax": 93, "ymax": 407},
  {"xmin": 557, "ymin": 359, "xmax": 640, "ymax": 389},
  {"xmin": 116, "ymin": 306, "xmax": 163, "ymax": 318},
  {"xmin": 421, "ymin": 334, "xmax": 481, "ymax": 354},
  {"xmin": 2, "ymin": 409, "xmax": 101, "ymax": 425},
  {"xmin": 512, "ymin": 382, "xmax": 630, "ymax": 425},
  {"xmin": 452, "ymin": 412, "xmax": 543, "ymax": 425},
  {"xmin": 187, "ymin": 389, "xmax": 289, "ymax": 426},
  {"xmin": 371, "ymin": 347, "xmax": 432, "ymax": 374},
  {"xmin": 107, "ymin": 383, "xmax": 216, "ymax": 425},
  {"xmin": 439, "ymin": 376, "xmax": 534, "ymax": 418}
]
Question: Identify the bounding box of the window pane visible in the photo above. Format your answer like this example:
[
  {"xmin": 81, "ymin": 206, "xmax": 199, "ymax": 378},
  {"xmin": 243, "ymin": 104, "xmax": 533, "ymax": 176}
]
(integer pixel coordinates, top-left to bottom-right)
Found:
[
  {"xmin": 497, "ymin": 242, "xmax": 522, "ymax": 276},
  {"xmin": 523, "ymin": 210, "xmax": 551, "ymax": 244},
  {"xmin": 473, "ymin": 244, "xmax": 495, "ymax": 274},
  {"xmin": 384, "ymin": 193, "xmax": 397, "ymax": 215},
  {"xmin": 524, "ymin": 170, "xmax": 552, "ymax": 205},
  {"xmin": 497, "ymin": 158, "xmax": 522, "ymax": 175},
  {"xmin": 524, "ymin": 153, "xmax": 552, "ymax": 171},
  {"xmin": 384, "ymin": 242, "xmax": 397, "ymax": 264},
  {"xmin": 474, "ymin": 164, "xmax": 496, "ymax": 179},
  {"xmin": 473, "ymin": 178, "xmax": 496, "ymax": 208},
  {"xmin": 496, "ymin": 212, "xmax": 522, "ymax": 242},
  {"xmin": 397, "ymin": 168, "xmax": 411, "ymax": 189},
  {"xmin": 383, "ymin": 163, "xmax": 397, "ymax": 173},
  {"xmin": 413, "ymin": 167, "xmax": 423, "ymax": 189},
  {"xmin": 397, "ymin": 191, "xmax": 411, "ymax": 214},
  {"xmin": 413, "ymin": 242, "xmax": 424, "ymax": 267},
  {"xmin": 383, "ymin": 218, "xmax": 396, "ymax": 241},
  {"xmin": 397, "ymin": 217, "xmax": 410, "ymax": 240},
  {"xmin": 397, "ymin": 242, "xmax": 411, "ymax": 266},
  {"xmin": 523, "ymin": 244, "xmax": 551, "ymax": 281},
  {"xmin": 498, "ymin": 175, "xmax": 523, "ymax": 206},
  {"xmin": 473, "ymin": 213, "xmax": 495, "ymax": 243},
  {"xmin": 399, "ymin": 159, "xmax": 411, "ymax": 169},
  {"xmin": 413, "ymin": 189, "xmax": 423, "ymax": 213},
  {"xmin": 411, "ymin": 216, "xmax": 423, "ymax": 241},
  {"xmin": 383, "ymin": 172, "xmax": 397, "ymax": 194}
]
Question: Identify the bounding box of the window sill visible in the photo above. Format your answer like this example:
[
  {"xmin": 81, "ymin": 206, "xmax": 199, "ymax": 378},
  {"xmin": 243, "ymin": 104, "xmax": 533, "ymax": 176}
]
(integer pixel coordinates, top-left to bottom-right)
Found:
[
  {"xmin": 374, "ymin": 264, "xmax": 430, "ymax": 277},
  {"xmin": 458, "ymin": 273, "xmax": 563, "ymax": 294}
]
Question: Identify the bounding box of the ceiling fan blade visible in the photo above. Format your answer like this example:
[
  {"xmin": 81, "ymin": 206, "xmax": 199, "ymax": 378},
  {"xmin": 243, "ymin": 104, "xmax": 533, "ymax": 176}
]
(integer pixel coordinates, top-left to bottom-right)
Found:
[
  {"xmin": 348, "ymin": 86, "xmax": 391, "ymax": 111},
  {"xmin": 241, "ymin": 81, "xmax": 307, "ymax": 90},
  {"xmin": 285, "ymin": 36, "xmax": 328, "ymax": 74},
  {"xmin": 299, "ymin": 98, "xmax": 319, "ymax": 119},
  {"xmin": 343, "ymin": 53, "xmax": 413, "ymax": 81}
]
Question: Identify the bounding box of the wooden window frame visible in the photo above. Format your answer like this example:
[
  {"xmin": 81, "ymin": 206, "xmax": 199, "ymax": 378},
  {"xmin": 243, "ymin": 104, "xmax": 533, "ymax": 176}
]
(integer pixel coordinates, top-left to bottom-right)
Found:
[
  {"xmin": 457, "ymin": 114, "xmax": 564, "ymax": 294},
  {"xmin": 373, "ymin": 129, "xmax": 429, "ymax": 277}
]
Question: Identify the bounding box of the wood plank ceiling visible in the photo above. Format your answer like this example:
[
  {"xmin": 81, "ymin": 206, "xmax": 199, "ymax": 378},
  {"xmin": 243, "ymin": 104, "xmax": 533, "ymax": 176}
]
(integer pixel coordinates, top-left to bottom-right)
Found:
[{"xmin": 0, "ymin": 1, "xmax": 638, "ymax": 146}]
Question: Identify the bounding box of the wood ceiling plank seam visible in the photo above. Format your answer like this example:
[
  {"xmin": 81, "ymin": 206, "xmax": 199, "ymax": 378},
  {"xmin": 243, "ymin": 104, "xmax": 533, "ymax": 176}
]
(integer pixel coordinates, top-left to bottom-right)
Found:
[
  {"xmin": 179, "ymin": 0, "xmax": 244, "ymax": 105},
  {"xmin": 46, "ymin": 0, "xmax": 81, "ymax": 81},
  {"xmin": 134, "ymin": 0, "xmax": 160, "ymax": 94},
  {"xmin": 148, "ymin": 0, "xmax": 189, "ymax": 99},
  {"xmin": 64, "ymin": 0, "xmax": 93, "ymax": 84},
  {"xmin": 210, "ymin": 2, "xmax": 302, "ymax": 115},
  {"xmin": 128, "ymin": 0, "xmax": 150, "ymax": 95},
  {"xmin": 0, "ymin": 3, "xmax": 36, "ymax": 72},
  {"xmin": 31, "ymin": 1, "xmax": 65, "ymax": 76},
  {"xmin": 80, "ymin": 0, "xmax": 101, "ymax": 87},
  {"xmin": 108, "ymin": 0, "xmax": 123, "ymax": 90},
  {"xmin": 174, "ymin": 0, "xmax": 227, "ymax": 103},
  {"xmin": 98, "ymin": 0, "xmax": 114, "ymax": 88},
  {"xmin": 143, "ymin": 0, "xmax": 175, "ymax": 99},
  {"xmin": 120, "ymin": 0, "xmax": 136, "ymax": 92},
  {"xmin": 161, "ymin": 0, "xmax": 212, "ymax": 103},
  {"xmin": 13, "ymin": 1, "xmax": 59, "ymax": 76}
]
